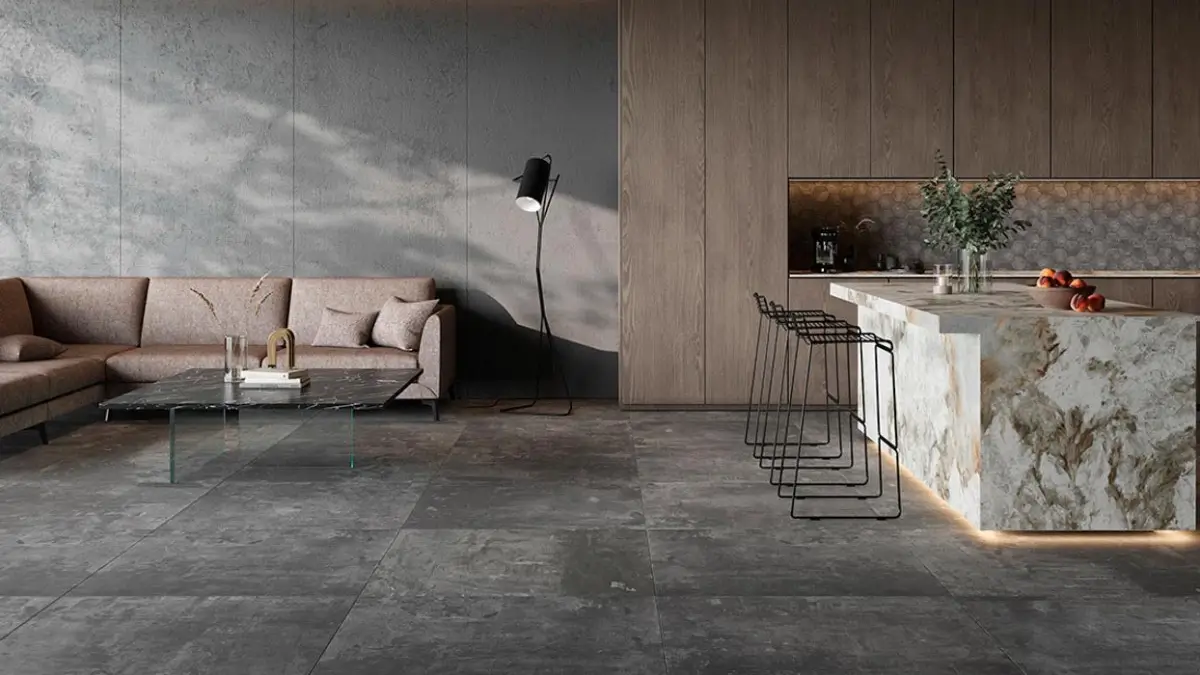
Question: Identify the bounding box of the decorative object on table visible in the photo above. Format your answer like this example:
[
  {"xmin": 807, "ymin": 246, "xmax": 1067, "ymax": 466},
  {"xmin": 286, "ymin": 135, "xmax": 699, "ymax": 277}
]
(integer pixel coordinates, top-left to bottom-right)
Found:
[
  {"xmin": 932, "ymin": 264, "xmax": 955, "ymax": 295},
  {"xmin": 242, "ymin": 328, "xmax": 310, "ymax": 388},
  {"xmin": 0, "ymin": 334, "xmax": 66, "ymax": 362},
  {"xmin": 1028, "ymin": 268, "xmax": 1105, "ymax": 311},
  {"xmin": 371, "ymin": 297, "xmax": 438, "ymax": 351},
  {"xmin": 919, "ymin": 152, "xmax": 1030, "ymax": 294},
  {"xmin": 311, "ymin": 307, "xmax": 378, "ymax": 348},
  {"xmin": 812, "ymin": 225, "xmax": 840, "ymax": 273},
  {"xmin": 190, "ymin": 272, "xmax": 277, "ymax": 383},
  {"xmin": 503, "ymin": 154, "xmax": 572, "ymax": 416}
]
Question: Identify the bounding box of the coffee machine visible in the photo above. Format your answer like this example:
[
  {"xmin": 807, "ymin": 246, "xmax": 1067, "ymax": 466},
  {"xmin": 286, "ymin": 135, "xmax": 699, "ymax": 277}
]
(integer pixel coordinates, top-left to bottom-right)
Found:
[{"xmin": 813, "ymin": 226, "xmax": 840, "ymax": 273}]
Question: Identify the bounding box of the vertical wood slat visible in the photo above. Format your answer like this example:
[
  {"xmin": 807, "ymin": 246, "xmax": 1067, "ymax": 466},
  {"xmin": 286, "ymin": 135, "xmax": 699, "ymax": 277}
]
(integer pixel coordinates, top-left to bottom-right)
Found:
[
  {"xmin": 705, "ymin": 0, "xmax": 789, "ymax": 405},
  {"xmin": 1153, "ymin": 0, "xmax": 1200, "ymax": 177},
  {"xmin": 619, "ymin": 0, "xmax": 707, "ymax": 404},
  {"xmin": 953, "ymin": 0, "xmax": 1051, "ymax": 177},
  {"xmin": 787, "ymin": 0, "xmax": 871, "ymax": 178},
  {"xmin": 870, "ymin": 0, "xmax": 954, "ymax": 177},
  {"xmin": 1051, "ymin": 0, "xmax": 1152, "ymax": 177}
]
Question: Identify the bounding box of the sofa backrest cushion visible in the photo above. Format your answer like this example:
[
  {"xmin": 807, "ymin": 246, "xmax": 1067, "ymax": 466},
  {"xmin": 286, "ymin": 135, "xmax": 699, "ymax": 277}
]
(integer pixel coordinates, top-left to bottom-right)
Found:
[
  {"xmin": 141, "ymin": 277, "xmax": 293, "ymax": 346},
  {"xmin": 288, "ymin": 277, "xmax": 436, "ymax": 346},
  {"xmin": 0, "ymin": 278, "xmax": 34, "ymax": 338},
  {"xmin": 21, "ymin": 277, "xmax": 150, "ymax": 346}
]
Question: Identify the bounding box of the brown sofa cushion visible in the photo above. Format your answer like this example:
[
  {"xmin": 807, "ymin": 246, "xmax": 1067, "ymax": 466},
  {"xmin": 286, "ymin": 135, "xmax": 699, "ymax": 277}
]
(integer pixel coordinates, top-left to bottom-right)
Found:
[
  {"xmin": 288, "ymin": 278, "xmax": 435, "ymax": 346},
  {"xmin": 142, "ymin": 277, "xmax": 292, "ymax": 346},
  {"xmin": 0, "ymin": 278, "xmax": 34, "ymax": 338},
  {"xmin": 372, "ymin": 298, "xmax": 438, "ymax": 351},
  {"xmin": 268, "ymin": 347, "xmax": 418, "ymax": 370},
  {"xmin": 0, "ymin": 358, "xmax": 104, "ymax": 413},
  {"xmin": 21, "ymin": 277, "xmax": 149, "ymax": 345},
  {"xmin": 0, "ymin": 335, "xmax": 66, "ymax": 362},
  {"xmin": 0, "ymin": 369, "xmax": 49, "ymax": 415},
  {"xmin": 312, "ymin": 308, "xmax": 377, "ymax": 348},
  {"xmin": 58, "ymin": 344, "xmax": 137, "ymax": 362},
  {"xmin": 106, "ymin": 345, "xmax": 270, "ymax": 383}
]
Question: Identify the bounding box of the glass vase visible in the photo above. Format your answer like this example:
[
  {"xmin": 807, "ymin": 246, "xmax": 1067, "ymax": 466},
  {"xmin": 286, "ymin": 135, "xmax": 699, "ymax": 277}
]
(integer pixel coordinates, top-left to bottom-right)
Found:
[
  {"xmin": 959, "ymin": 249, "xmax": 993, "ymax": 294},
  {"xmin": 223, "ymin": 335, "xmax": 247, "ymax": 383}
]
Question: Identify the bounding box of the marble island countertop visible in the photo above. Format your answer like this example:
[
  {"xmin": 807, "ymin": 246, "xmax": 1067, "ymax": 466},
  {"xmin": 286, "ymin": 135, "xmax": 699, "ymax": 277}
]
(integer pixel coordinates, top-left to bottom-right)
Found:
[
  {"xmin": 829, "ymin": 281, "xmax": 1193, "ymax": 333},
  {"xmin": 791, "ymin": 269, "xmax": 1200, "ymax": 279}
]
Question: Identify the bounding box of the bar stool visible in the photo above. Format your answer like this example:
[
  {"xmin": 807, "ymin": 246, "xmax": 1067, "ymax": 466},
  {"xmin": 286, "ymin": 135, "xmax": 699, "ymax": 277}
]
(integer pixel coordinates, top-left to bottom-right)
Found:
[{"xmin": 746, "ymin": 293, "xmax": 902, "ymax": 521}]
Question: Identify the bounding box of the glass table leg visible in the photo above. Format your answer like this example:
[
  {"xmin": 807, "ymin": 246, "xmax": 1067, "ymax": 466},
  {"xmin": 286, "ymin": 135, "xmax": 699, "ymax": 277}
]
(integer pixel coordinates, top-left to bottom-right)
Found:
[
  {"xmin": 349, "ymin": 407, "xmax": 356, "ymax": 469},
  {"xmin": 168, "ymin": 407, "xmax": 177, "ymax": 484}
]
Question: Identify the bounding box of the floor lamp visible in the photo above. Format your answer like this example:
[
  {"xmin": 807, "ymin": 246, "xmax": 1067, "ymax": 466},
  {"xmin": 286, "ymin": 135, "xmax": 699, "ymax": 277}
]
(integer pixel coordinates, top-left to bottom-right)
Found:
[{"xmin": 501, "ymin": 155, "xmax": 573, "ymax": 416}]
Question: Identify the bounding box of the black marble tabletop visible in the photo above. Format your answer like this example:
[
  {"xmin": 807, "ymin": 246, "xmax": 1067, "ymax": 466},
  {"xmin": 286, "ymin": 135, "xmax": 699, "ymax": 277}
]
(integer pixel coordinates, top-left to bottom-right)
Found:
[{"xmin": 99, "ymin": 368, "xmax": 422, "ymax": 411}]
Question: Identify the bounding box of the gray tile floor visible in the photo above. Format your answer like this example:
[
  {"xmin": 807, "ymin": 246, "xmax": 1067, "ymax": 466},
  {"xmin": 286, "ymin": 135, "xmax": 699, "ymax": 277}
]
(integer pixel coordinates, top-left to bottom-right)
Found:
[{"xmin": 0, "ymin": 403, "xmax": 1197, "ymax": 674}]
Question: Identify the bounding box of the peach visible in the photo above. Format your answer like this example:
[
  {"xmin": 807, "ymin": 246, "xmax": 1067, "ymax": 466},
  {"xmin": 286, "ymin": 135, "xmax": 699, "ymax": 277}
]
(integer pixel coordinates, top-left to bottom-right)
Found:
[
  {"xmin": 1053, "ymin": 270, "xmax": 1073, "ymax": 287},
  {"xmin": 1087, "ymin": 293, "xmax": 1106, "ymax": 312},
  {"xmin": 1070, "ymin": 293, "xmax": 1089, "ymax": 312},
  {"xmin": 1036, "ymin": 276, "xmax": 1056, "ymax": 288},
  {"xmin": 1039, "ymin": 267, "xmax": 1056, "ymax": 278},
  {"xmin": 1069, "ymin": 278, "xmax": 1087, "ymax": 289}
]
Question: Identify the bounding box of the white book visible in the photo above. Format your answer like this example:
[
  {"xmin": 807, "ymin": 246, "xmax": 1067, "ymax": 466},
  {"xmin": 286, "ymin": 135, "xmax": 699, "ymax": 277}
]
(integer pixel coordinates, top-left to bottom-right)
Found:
[
  {"xmin": 239, "ymin": 378, "xmax": 310, "ymax": 389},
  {"xmin": 242, "ymin": 368, "xmax": 309, "ymax": 380}
]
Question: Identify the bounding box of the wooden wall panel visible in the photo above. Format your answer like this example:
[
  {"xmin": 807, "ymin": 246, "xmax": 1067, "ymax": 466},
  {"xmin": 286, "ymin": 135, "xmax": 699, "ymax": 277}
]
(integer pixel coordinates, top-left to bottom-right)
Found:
[
  {"xmin": 787, "ymin": 279, "xmax": 861, "ymax": 406},
  {"xmin": 1051, "ymin": 0, "xmax": 1152, "ymax": 177},
  {"xmin": 787, "ymin": 0, "xmax": 871, "ymax": 177},
  {"xmin": 705, "ymin": 0, "xmax": 789, "ymax": 404},
  {"xmin": 954, "ymin": 0, "xmax": 1051, "ymax": 177},
  {"xmin": 1153, "ymin": 279, "xmax": 1200, "ymax": 314},
  {"xmin": 1097, "ymin": 278, "xmax": 1153, "ymax": 307},
  {"xmin": 870, "ymin": 0, "xmax": 953, "ymax": 177},
  {"xmin": 1153, "ymin": 0, "xmax": 1200, "ymax": 177},
  {"xmin": 619, "ymin": 0, "xmax": 706, "ymax": 405}
]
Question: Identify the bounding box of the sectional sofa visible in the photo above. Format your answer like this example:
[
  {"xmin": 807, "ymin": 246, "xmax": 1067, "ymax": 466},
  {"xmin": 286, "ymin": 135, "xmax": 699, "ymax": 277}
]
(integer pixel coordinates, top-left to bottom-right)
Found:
[{"xmin": 0, "ymin": 276, "xmax": 455, "ymax": 440}]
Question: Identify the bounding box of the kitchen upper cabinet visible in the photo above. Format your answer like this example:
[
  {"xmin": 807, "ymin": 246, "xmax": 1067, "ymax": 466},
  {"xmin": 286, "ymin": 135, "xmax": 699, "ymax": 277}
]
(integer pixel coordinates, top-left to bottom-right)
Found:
[
  {"xmin": 870, "ymin": 0, "xmax": 953, "ymax": 177},
  {"xmin": 787, "ymin": 0, "xmax": 870, "ymax": 177},
  {"xmin": 953, "ymin": 0, "xmax": 1051, "ymax": 177},
  {"xmin": 705, "ymin": 0, "xmax": 788, "ymax": 405},
  {"xmin": 1153, "ymin": 0, "xmax": 1200, "ymax": 177},
  {"xmin": 1051, "ymin": 0, "xmax": 1152, "ymax": 177}
]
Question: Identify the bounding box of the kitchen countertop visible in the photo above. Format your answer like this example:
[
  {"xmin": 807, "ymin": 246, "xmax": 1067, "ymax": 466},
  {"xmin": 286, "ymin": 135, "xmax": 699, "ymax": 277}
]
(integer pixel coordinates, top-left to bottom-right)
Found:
[
  {"xmin": 790, "ymin": 269, "xmax": 1200, "ymax": 279},
  {"xmin": 829, "ymin": 281, "xmax": 1191, "ymax": 333}
]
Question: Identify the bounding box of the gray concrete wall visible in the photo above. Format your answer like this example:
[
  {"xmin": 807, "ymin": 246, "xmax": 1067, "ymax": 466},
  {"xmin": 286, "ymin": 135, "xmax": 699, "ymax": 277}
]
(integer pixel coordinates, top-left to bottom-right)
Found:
[{"xmin": 0, "ymin": 0, "xmax": 618, "ymax": 398}]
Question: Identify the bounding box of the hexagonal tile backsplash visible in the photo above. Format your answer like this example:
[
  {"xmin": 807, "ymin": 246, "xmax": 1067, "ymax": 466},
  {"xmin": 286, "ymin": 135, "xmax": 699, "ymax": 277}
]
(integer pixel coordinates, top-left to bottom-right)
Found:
[{"xmin": 788, "ymin": 181, "xmax": 1200, "ymax": 271}]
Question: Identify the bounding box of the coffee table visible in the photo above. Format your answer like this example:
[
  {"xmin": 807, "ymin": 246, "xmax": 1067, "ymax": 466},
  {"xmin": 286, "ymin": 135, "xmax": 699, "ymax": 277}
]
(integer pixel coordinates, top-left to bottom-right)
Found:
[{"xmin": 100, "ymin": 368, "xmax": 422, "ymax": 483}]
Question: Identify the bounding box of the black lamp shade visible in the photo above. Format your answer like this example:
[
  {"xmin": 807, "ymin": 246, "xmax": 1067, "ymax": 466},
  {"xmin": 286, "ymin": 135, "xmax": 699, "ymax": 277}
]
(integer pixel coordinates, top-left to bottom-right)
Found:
[{"xmin": 515, "ymin": 157, "xmax": 551, "ymax": 212}]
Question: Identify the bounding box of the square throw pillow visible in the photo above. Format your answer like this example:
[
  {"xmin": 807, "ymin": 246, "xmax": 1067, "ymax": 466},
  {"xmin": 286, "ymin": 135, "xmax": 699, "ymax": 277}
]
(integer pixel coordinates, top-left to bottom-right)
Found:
[
  {"xmin": 0, "ymin": 334, "xmax": 66, "ymax": 362},
  {"xmin": 311, "ymin": 308, "xmax": 378, "ymax": 348},
  {"xmin": 372, "ymin": 297, "xmax": 438, "ymax": 351}
]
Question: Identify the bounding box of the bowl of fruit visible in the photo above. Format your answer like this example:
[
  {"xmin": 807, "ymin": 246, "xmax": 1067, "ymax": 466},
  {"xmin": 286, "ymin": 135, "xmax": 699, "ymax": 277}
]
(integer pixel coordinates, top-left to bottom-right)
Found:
[{"xmin": 1026, "ymin": 268, "xmax": 1105, "ymax": 312}]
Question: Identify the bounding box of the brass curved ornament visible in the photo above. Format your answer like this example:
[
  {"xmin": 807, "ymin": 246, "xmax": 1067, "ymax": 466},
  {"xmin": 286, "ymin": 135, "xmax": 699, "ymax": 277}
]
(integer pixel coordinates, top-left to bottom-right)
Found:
[{"xmin": 264, "ymin": 328, "xmax": 296, "ymax": 370}]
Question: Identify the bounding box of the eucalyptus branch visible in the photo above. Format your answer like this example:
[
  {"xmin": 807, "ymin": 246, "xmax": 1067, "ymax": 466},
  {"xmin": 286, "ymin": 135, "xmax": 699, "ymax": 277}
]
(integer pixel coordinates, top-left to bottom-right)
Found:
[{"xmin": 920, "ymin": 150, "xmax": 1029, "ymax": 255}]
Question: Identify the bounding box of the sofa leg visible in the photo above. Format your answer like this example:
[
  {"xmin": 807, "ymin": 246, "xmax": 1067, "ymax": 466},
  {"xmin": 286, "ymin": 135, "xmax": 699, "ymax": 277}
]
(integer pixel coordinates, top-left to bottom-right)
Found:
[
  {"xmin": 36, "ymin": 423, "xmax": 49, "ymax": 445},
  {"xmin": 428, "ymin": 399, "xmax": 440, "ymax": 422},
  {"xmin": 105, "ymin": 409, "xmax": 111, "ymax": 423}
]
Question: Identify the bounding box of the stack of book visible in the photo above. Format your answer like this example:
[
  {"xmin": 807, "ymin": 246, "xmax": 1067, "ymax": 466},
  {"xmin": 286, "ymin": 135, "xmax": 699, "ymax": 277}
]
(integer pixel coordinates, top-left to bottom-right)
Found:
[{"xmin": 240, "ymin": 367, "xmax": 310, "ymax": 389}]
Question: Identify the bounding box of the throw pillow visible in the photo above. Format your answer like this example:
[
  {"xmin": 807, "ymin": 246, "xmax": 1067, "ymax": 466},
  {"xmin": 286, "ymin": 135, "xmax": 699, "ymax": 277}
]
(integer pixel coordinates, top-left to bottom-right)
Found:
[
  {"xmin": 372, "ymin": 297, "xmax": 438, "ymax": 351},
  {"xmin": 311, "ymin": 308, "xmax": 378, "ymax": 348},
  {"xmin": 0, "ymin": 334, "xmax": 66, "ymax": 362}
]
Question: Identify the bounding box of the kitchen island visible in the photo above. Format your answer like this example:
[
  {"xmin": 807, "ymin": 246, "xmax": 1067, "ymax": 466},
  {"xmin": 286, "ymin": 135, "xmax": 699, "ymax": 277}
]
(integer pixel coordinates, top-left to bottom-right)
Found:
[{"xmin": 830, "ymin": 281, "xmax": 1197, "ymax": 531}]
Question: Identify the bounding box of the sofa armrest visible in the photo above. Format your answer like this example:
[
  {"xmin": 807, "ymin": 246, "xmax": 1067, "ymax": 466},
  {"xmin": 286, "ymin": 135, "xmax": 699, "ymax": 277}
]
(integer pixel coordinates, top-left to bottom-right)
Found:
[{"xmin": 416, "ymin": 304, "xmax": 456, "ymax": 398}]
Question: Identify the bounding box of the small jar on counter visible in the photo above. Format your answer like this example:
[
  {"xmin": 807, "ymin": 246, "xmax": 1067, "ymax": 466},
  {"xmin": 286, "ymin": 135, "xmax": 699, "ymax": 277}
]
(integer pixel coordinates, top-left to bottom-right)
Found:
[{"xmin": 932, "ymin": 264, "xmax": 955, "ymax": 295}]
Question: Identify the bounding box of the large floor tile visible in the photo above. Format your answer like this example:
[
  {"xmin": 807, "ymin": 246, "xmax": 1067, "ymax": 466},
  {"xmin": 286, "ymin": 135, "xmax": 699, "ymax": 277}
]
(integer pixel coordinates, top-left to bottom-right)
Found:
[
  {"xmin": 311, "ymin": 595, "xmax": 663, "ymax": 675},
  {"xmin": 0, "ymin": 482, "xmax": 206, "ymax": 545},
  {"xmin": 648, "ymin": 529, "xmax": 947, "ymax": 597},
  {"xmin": 0, "ymin": 598, "xmax": 54, "ymax": 639},
  {"xmin": 963, "ymin": 598, "xmax": 1200, "ymax": 674},
  {"xmin": 440, "ymin": 425, "xmax": 637, "ymax": 484},
  {"xmin": 0, "ymin": 539, "xmax": 140, "ymax": 597},
  {"xmin": 641, "ymin": 481, "xmax": 884, "ymax": 530},
  {"xmin": 658, "ymin": 596, "xmax": 1023, "ymax": 675},
  {"xmin": 0, "ymin": 596, "xmax": 353, "ymax": 675},
  {"xmin": 249, "ymin": 417, "xmax": 463, "ymax": 469},
  {"xmin": 71, "ymin": 528, "xmax": 397, "ymax": 597},
  {"xmin": 165, "ymin": 466, "xmax": 429, "ymax": 532},
  {"xmin": 364, "ymin": 529, "xmax": 653, "ymax": 598},
  {"xmin": 404, "ymin": 477, "xmax": 644, "ymax": 529}
]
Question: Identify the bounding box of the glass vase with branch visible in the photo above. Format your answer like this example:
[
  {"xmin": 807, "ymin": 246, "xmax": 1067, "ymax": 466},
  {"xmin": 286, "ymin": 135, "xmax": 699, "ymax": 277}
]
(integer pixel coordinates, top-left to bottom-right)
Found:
[
  {"xmin": 919, "ymin": 152, "xmax": 1030, "ymax": 294},
  {"xmin": 189, "ymin": 273, "xmax": 277, "ymax": 382}
]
